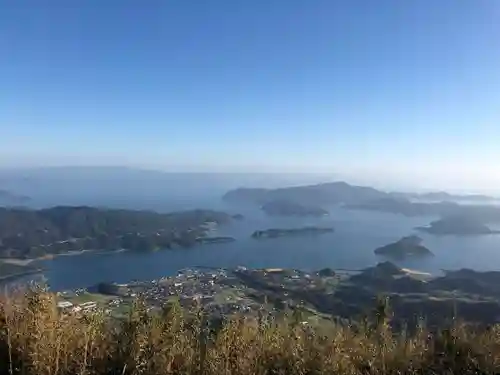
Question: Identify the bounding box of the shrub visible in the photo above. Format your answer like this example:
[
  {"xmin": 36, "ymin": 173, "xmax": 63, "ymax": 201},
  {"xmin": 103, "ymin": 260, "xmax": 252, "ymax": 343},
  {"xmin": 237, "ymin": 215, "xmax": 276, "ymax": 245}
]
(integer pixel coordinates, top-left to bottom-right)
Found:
[{"xmin": 1, "ymin": 289, "xmax": 500, "ymax": 375}]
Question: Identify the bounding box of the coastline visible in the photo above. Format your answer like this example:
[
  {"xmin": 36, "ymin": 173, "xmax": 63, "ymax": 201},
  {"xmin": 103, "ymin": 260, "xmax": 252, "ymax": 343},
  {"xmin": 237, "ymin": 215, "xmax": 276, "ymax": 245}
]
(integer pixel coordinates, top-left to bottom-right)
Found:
[
  {"xmin": 0, "ymin": 234, "xmax": 228, "ymax": 267},
  {"xmin": 0, "ymin": 248, "xmax": 128, "ymax": 266},
  {"xmin": 0, "ymin": 269, "xmax": 44, "ymax": 283}
]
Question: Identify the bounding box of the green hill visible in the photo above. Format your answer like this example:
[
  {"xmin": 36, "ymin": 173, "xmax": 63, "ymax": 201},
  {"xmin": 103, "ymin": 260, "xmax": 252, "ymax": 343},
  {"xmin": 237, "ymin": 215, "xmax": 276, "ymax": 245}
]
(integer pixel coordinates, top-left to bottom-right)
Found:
[{"xmin": 0, "ymin": 206, "xmax": 235, "ymax": 259}]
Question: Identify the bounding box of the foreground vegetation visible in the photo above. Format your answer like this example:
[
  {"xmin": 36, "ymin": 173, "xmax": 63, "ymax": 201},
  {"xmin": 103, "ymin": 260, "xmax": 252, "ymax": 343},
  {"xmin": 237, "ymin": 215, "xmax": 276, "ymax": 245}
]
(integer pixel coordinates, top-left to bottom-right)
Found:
[{"xmin": 1, "ymin": 289, "xmax": 500, "ymax": 375}]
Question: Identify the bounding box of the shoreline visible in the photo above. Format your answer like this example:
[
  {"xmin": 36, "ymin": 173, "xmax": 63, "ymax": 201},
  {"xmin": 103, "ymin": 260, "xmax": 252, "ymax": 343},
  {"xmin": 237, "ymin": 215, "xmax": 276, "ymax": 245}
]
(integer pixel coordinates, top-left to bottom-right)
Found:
[
  {"xmin": 0, "ymin": 248, "xmax": 128, "ymax": 266},
  {"xmin": 0, "ymin": 269, "xmax": 44, "ymax": 283}
]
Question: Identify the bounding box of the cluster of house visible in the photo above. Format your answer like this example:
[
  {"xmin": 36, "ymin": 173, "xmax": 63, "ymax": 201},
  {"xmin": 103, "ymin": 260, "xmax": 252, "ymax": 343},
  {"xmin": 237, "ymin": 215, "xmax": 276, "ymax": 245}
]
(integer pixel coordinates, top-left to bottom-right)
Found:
[
  {"xmin": 237, "ymin": 267, "xmax": 318, "ymax": 289},
  {"xmin": 55, "ymin": 266, "xmax": 339, "ymax": 320},
  {"xmin": 118, "ymin": 267, "xmax": 267, "ymax": 317},
  {"xmin": 128, "ymin": 268, "xmax": 229, "ymax": 306}
]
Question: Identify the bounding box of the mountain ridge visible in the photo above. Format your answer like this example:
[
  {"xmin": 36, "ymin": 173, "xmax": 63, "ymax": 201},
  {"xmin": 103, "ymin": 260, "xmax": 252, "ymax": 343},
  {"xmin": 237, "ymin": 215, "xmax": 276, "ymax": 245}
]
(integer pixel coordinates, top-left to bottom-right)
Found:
[{"xmin": 223, "ymin": 181, "xmax": 498, "ymax": 206}]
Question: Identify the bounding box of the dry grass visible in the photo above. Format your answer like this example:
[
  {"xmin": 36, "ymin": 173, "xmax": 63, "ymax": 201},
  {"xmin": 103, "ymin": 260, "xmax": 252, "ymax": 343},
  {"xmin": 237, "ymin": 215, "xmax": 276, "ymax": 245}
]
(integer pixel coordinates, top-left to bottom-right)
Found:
[{"xmin": 1, "ymin": 289, "xmax": 500, "ymax": 375}]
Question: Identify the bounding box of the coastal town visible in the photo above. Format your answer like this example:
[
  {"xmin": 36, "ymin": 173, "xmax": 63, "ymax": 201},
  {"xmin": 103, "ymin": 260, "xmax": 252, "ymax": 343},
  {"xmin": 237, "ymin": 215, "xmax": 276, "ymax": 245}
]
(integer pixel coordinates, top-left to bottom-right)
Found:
[
  {"xmin": 56, "ymin": 266, "xmax": 343, "ymax": 323},
  {"xmin": 54, "ymin": 261, "xmax": 500, "ymax": 329}
]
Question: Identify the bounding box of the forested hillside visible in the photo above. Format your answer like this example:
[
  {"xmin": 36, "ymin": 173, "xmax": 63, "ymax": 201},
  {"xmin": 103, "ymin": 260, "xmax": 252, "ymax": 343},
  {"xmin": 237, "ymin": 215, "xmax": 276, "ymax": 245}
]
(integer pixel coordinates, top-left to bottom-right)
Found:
[{"xmin": 0, "ymin": 207, "xmax": 233, "ymax": 258}]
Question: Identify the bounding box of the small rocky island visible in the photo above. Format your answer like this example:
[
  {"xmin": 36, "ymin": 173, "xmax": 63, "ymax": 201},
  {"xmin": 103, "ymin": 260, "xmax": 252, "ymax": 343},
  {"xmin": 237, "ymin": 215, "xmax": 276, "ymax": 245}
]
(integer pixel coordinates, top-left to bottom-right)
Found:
[
  {"xmin": 261, "ymin": 199, "xmax": 329, "ymax": 217},
  {"xmin": 417, "ymin": 216, "xmax": 500, "ymax": 236},
  {"xmin": 374, "ymin": 235, "xmax": 433, "ymax": 259},
  {"xmin": 252, "ymin": 226, "xmax": 334, "ymax": 239}
]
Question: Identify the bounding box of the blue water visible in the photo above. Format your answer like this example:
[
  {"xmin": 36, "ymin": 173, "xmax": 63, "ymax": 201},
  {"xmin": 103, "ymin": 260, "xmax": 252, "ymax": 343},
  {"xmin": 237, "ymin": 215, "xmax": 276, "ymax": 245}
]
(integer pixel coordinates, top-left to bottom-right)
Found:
[{"xmin": 23, "ymin": 202, "xmax": 500, "ymax": 291}]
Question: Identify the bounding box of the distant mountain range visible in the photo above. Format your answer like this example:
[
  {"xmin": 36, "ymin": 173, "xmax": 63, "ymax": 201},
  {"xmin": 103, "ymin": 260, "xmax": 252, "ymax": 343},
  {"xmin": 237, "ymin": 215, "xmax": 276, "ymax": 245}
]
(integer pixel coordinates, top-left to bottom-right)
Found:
[
  {"xmin": 223, "ymin": 181, "xmax": 389, "ymax": 206},
  {"xmin": 392, "ymin": 191, "xmax": 497, "ymax": 202},
  {"xmin": 223, "ymin": 181, "xmax": 500, "ymax": 223},
  {"xmin": 223, "ymin": 181, "xmax": 498, "ymax": 206},
  {"xmin": 1, "ymin": 166, "xmax": 498, "ymax": 215}
]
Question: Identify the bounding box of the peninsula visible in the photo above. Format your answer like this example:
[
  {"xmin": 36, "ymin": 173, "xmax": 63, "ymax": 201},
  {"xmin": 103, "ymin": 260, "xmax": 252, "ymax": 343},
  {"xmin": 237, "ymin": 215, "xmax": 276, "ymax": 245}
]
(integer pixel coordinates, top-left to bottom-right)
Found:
[
  {"xmin": 374, "ymin": 235, "xmax": 433, "ymax": 258},
  {"xmin": 0, "ymin": 206, "xmax": 237, "ymax": 259},
  {"xmin": 0, "ymin": 261, "xmax": 42, "ymax": 281},
  {"xmin": 252, "ymin": 226, "xmax": 334, "ymax": 239}
]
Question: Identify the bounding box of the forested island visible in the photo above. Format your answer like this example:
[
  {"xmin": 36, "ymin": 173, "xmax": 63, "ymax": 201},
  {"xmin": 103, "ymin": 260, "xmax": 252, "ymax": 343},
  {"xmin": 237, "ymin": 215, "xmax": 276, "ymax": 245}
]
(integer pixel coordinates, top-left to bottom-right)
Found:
[
  {"xmin": 390, "ymin": 190, "xmax": 498, "ymax": 202},
  {"xmin": 261, "ymin": 199, "xmax": 328, "ymax": 217},
  {"xmin": 374, "ymin": 235, "xmax": 433, "ymax": 259},
  {"xmin": 417, "ymin": 216, "xmax": 500, "ymax": 236},
  {"xmin": 0, "ymin": 206, "xmax": 236, "ymax": 259},
  {"xmin": 252, "ymin": 226, "xmax": 334, "ymax": 239},
  {"xmin": 345, "ymin": 198, "xmax": 500, "ymax": 222},
  {"xmin": 223, "ymin": 182, "xmax": 500, "ymax": 222},
  {"xmin": 223, "ymin": 181, "xmax": 387, "ymax": 206},
  {"xmin": 345, "ymin": 198, "xmax": 451, "ymax": 216}
]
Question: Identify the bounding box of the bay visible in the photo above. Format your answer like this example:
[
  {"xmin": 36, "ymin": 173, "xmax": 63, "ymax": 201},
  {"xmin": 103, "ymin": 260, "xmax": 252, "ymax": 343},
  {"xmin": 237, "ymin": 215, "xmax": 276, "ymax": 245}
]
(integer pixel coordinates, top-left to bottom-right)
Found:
[{"xmin": 24, "ymin": 201, "xmax": 500, "ymax": 291}]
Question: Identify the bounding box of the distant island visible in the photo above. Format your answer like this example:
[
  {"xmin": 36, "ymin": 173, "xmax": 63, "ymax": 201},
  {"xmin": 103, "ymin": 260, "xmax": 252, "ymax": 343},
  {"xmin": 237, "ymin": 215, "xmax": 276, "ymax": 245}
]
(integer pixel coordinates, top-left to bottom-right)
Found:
[
  {"xmin": 417, "ymin": 216, "xmax": 500, "ymax": 236},
  {"xmin": 252, "ymin": 226, "xmax": 334, "ymax": 239},
  {"xmin": 392, "ymin": 191, "xmax": 497, "ymax": 202},
  {"xmin": 374, "ymin": 235, "xmax": 433, "ymax": 259},
  {"xmin": 345, "ymin": 197, "xmax": 500, "ymax": 222},
  {"xmin": 223, "ymin": 181, "xmax": 500, "ymax": 222},
  {"xmin": 261, "ymin": 199, "xmax": 329, "ymax": 217},
  {"xmin": 0, "ymin": 206, "xmax": 238, "ymax": 259},
  {"xmin": 344, "ymin": 197, "xmax": 464, "ymax": 217},
  {"xmin": 223, "ymin": 180, "xmax": 498, "ymax": 206},
  {"xmin": 223, "ymin": 181, "xmax": 387, "ymax": 206}
]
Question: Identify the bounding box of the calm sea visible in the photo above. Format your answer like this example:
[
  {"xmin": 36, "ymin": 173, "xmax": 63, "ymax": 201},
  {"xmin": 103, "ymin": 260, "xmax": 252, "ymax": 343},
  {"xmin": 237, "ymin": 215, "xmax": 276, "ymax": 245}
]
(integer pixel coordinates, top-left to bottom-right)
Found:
[{"xmin": 16, "ymin": 200, "xmax": 500, "ymax": 291}]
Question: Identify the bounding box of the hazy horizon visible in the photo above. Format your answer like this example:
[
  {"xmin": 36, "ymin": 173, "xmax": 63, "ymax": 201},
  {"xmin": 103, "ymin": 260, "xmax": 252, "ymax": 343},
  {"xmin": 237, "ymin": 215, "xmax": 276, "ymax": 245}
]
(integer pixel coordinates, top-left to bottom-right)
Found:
[
  {"xmin": 1, "ymin": 165, "xmax": 499, "ymax": 196},
  {"xmin": 1, "ymin": 1, "xmax": 499, "ymax": 193}
]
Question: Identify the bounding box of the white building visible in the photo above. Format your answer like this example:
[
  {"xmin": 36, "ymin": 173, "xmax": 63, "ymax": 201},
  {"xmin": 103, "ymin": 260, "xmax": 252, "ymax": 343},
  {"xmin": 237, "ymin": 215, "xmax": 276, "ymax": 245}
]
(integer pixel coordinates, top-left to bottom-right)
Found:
[
  {"xmin": 80, "ymin": 301, "xmax": 97, "ymax": 311},
  {"xmin": 57, "ymin": 301, "xmax": 73, "ymax": 309}
]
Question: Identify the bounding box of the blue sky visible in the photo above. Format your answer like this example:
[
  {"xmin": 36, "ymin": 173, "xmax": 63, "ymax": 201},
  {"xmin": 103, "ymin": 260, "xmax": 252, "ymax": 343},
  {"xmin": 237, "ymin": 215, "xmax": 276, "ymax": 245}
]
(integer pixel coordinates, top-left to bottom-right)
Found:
[{"xmin": 1, "ymin": 1, "xmax": 499, "ymax": 190}]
